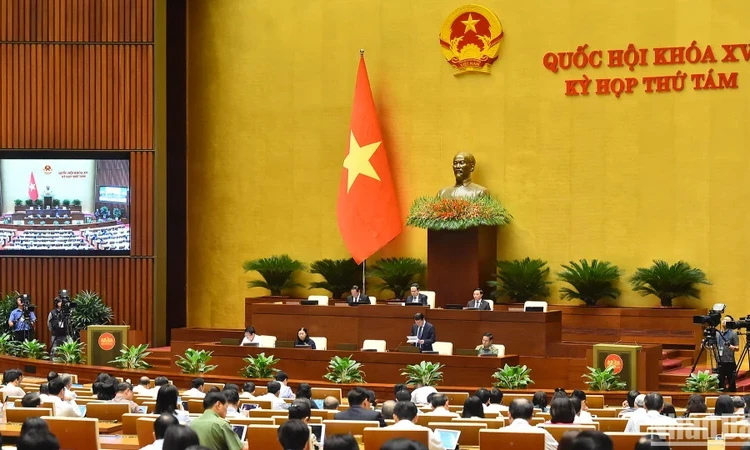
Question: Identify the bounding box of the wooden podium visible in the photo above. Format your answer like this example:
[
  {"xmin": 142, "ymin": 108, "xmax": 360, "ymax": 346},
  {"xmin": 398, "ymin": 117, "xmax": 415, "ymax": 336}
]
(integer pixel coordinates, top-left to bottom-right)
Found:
[
  {"xmin": 427, "ymin": 226, "xmax": 497, "ymax": 307},
  {"xmin": 592, "ymin": 343, "xmax": 641, "ymax": 390},
  {"xmin": 86, "ymin": 325, "xmax": 129, "ymax": 366}
]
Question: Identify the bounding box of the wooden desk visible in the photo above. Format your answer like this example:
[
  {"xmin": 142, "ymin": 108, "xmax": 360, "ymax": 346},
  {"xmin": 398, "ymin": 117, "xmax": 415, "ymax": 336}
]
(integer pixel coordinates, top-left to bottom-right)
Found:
[
  {"xmin": 240, "ymin": 303, "xmax": 562, "ymax": 356},
  {"xmin": 170, "ymin": 343, "xmax": 519, "ymax": 386},
  {"xmin": 100, "ymin": 435, "xmax": 140, "ymax": 450}
]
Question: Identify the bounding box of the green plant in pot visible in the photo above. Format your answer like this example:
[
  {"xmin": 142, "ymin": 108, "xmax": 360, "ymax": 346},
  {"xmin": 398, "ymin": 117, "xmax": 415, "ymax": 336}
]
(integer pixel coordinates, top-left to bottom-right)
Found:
[
  {"xmin": 0, "ymin": 332, "xmax": 18, "ymax": 356},
  {"xmin": 629, "ymin": 260, "xmax": 711, "ymax": 307},
  {"xmin": 0, "ymin": 292, "xmax": 19, "ymax": 333},
  {"xmin": 242, "ymin": 254, "xmax": 306, "ymax": 296},
  {"xmin": 62, "ymin": 199, "xmax": 71, "ymax": 207},
  {"xmin": 324, "ymin": 355, "xmax": 366, "ymax": 383},
  {"xmin": 52, "ymin": 199, "xmax": 61, "ymax": 207},
  {"xmin": 240, "ymin": 352, "xmax": 280, "ymax": 378},
  {"xmin": 52, "ymin": 338, "xmax": 86, "ymax": 364},
  {"xmin": 70, "ymin": 291, "xmax": 113, "ymax": 338},
  {"xmin": 18, "ymin": 339, "xmax": 49, "ymax": 360},
  {"xmin": 33, "ymin": 199, "xmax": 43, "ymax": 207},
  {"xmin": 176, "ymin": 348, "xmax": 218, "ymax": 374},
  {"xmin": 72, "ymin": 199, "xmax": 81, "ymax": 207},
  {"xmin": 309, "ymin": 258, "xmax": 362, "ymax": 299},
  {"xmin": 487, "ymin": 257, "xmax": 552, "ymax": 303},
  {"xmin": 110, "ymin": 344, "xmax": 153, "ymax": 369},
  {"xmin": 682, "ymin": 370, "xmax": 721, "ymax": 393},
  {"xmin": 557, "ymin": 259, "xmax": 622, "ymax": 306},
  {"xmin": 369, "ymin": 257, "xmax": 426, "ymax": 300},
  {"xmin": 400, "ymin": 361, "xmax": 444, "ymax": 387},
  {"xmin": 492, "ymin": 364, "xmax": 534, "ymax": 389},
  {"xmin": 582, "ymin": 366, "xmax": 627, "ymax": 391},
  {"xmin": 13, "ymin": 199, "xmax": 22, "ymax": 207}
]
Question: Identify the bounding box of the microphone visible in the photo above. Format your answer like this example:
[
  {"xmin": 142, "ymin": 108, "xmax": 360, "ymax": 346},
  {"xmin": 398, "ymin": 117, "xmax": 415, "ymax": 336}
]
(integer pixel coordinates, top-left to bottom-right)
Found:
[{"xmin": 391, "ymin": 340, "xmax": 404, "ymax": 352}]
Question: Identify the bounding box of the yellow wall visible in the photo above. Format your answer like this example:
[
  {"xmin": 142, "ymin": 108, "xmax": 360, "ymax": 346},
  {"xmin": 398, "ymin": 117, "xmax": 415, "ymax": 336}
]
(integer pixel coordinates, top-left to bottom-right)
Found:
[{"xmin": 186, "ymin": 0, "xmax": 750, "ymax": 329}]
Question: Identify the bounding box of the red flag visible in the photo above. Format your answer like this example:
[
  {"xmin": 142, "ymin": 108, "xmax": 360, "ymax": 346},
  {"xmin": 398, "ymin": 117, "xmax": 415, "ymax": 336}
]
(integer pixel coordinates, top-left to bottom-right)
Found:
[
  {"xmin": 28, "ymin": 172, "xmax": 38, "ymax": 201},
  {"xmin": 337, "ymin": 56, "xmax": 402, "ymax": 263}
]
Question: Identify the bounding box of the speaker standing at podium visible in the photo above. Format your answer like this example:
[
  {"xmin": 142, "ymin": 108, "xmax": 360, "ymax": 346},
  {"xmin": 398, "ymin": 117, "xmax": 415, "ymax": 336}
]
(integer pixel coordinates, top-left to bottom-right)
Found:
[
  {"xmin": 411, "ymin": 313, "xmax": 435, "ymax": 351},
  {"xmin": 717, "ymin": 315, "xmax": 739, "ymax": 392}
]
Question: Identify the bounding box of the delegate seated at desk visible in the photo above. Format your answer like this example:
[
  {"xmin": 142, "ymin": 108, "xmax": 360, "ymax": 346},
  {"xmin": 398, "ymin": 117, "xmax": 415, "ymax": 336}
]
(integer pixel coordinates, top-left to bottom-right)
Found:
[
  {"xmin": 405, "ymin": 283, "xmax": 427, "ymax": 305},
  {"xmin": 294, "ymin": 327, "xmax": 316, "ymax": 349},
  {"xmin": 466, "ymin": 288, "xmax": 491, "ymax": 310},
  {"xmin": 476, "ymin": 332, "xmax": 499, "ymax": 356},
  {"xmin": 410, "ymin": 313, "xmax": 435, "ymax": 351},
  {"xmin": 346, "ymin": 285, "xmax": 370, "ymax": 305},
  {"xmin": 240, "ymin": 326, "xmax": 261, "ymax": 346}
]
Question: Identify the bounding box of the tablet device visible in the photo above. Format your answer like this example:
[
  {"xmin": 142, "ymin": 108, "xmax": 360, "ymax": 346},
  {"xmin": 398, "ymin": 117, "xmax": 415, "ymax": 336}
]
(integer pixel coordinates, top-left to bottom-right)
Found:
[
  {"xmin": 231, "ymin": 424, "xmax": 248, "ymax": 442},
  {"xmin": 309, "ymin": 423, "xmax": 325, "ymax": 448},
  {"xmin": 405, "ymin": 302, "xmax": 423, "ymax": 306},
  {"xmin": 294, "ymin": 344, "xmax": 312, "ymax": 349},
  {"xmin": 136, "ymin": 405, "xmax": 148, "ymax": 414},
  {"xmin": 435, "ymin": 429, "xmax": 460, "ymax": 450},
  {"xmin": 79, "ymin": 405, "xmax": 87, "ymax": 417},
  {"xmin": 241, "ymin": 403, "xmax": 260, "ymax": 411},
  {"xmin": 181, "ymin": 401, "xmax": 189, "ymax": 410},
  {"xmin": 72, "ymin": 383, "xmax": 84, "ymax": 388},
  {"xmin": 5, "ymin": 402, "xmax": 14, "ymax": 409},
  {"xmin": 313, "ymin": 399, "xmax": 324, "ymax": 409}
]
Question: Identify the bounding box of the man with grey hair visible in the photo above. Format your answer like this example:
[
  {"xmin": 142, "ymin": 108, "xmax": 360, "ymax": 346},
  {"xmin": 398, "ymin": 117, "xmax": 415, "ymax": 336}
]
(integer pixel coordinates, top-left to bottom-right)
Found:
[
  {"xmin": 380, "ymin": 400, "xmax": 396, "ymax": 420},
  {"xmin": 621, "ymin": 393, "xmax": 646, "ymax": 419},
  {"xmin": 625, "ymin": 392, "xmax": 677, "ymax": 433},
  {"xmin": 323, "ymin": 396, "xmax": 340, "ymax": 410}
]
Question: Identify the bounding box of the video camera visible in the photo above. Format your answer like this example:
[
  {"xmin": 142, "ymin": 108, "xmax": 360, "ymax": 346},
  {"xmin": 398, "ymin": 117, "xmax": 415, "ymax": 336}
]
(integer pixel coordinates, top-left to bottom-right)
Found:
[
  {"xmin": 17, "ymin": 293, "xmax": 36, "ymax": 317},
  {"xmin": 726, "ymin": 316, "xmax": 750, "ymax": 330},
  {"xmin": 56, "ymin": 289, "xmax": 76, "ymax": 313},
  {"xmin": 693, "ymin": 310, "xmax": 722, "ymax": 327}
]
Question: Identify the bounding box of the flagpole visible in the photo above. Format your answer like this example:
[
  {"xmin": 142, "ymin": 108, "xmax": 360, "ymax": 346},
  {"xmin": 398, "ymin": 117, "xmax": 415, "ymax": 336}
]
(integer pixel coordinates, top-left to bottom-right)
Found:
[{"xmin": 362, "ymin": 259, "xmax": 366, "ymax": 295}]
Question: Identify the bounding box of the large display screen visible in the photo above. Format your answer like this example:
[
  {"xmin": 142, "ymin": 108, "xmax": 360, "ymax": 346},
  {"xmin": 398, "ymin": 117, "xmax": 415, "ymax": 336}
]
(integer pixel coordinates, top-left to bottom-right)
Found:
[{"xmin": 0, "ymin": 153, "xmax": 130, "ymax": 255}]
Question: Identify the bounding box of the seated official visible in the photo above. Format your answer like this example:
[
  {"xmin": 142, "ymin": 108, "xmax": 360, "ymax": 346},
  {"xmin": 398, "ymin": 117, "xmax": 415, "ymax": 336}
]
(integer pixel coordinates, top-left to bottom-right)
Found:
[
  {"xmin": 183, "ymin": 378, "xmax": 206, "ymax": 398},
  {"xmin": 334, "ymin": 387, "xmax": 385, "ymax": 427},
  {"xmin": 240, "ymin": 326, "xmax": 261, "ymax": 346},
  {"xmin": 240, "ymin": 382, "xmax": 256, "ymax": 399},
  {"xmin": 499, "ymin": 399, "xmax": 558, "ymax": 450},
  {"xmin": 323, "ymin": 396, "xmax": 340, "ymax": 410},
  {"xmin": 405, "ymin": 283, "xmax": 428, "ymax": 305},
  {"xmin": 466, "ymin": 288, "xmax": 491, "ymax": 310},
  {"xmin": 386, "ymin": 401, "xmax": 443, "ymax": 450},
  {"xmin": 476, "ymin": 332, "xmax": 499, "ymax": 356},
  {"xmin": 294, "ymin": 328, "xmax": 316, "ymax": 349},
  {"xmin": 254, "ymin": 381, "xmax": 289, "ymax": 410},
  {"xmin": 111, "ymin": 382, "xmax": 140, "ymax": 413},
  {"xmin": 346, "ymin": 285, "xmax": 370, "ymax": 305},
  {"xmin": 423, "ymin": 394, "xmax": 459, "ymax": 417},
  {"xmin": 411, "ymin": 313, "xmax": 435, "ymax": 351}
]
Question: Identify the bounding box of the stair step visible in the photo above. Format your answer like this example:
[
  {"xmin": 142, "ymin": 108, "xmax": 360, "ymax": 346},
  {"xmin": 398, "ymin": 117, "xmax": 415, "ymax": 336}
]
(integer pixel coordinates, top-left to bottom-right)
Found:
[
  {"xmin": 662, "ymin": 349, "xmax": 681, "ymax": 360},
  {"xmin": 661, "ymin": 358, "xmax": 684, "ymax": 371}
]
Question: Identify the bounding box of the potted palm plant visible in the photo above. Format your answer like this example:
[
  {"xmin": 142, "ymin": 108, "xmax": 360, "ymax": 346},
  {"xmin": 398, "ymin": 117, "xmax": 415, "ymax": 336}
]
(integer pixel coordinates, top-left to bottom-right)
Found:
[
  {"xmin": 369, "ymin": 257, "xmax": 426, "ymax": 300},
  {"xmin": 629, "ymin": 260, "xmax": 711, "ymax": 307},
  {"xmin": 70, "ymin": 291, "xmax": 114, "ymax": 338},
  {"xmin": 25, "ymin": 199, "xmax": 34, "ymax": 207},
  {"xmin": 242, "ymin": 254, "xmax": 306, "ymax": 297},
  {"xmin": 557, "ymin": 259, "xmax": 622, "ymax": 306},
  {"xmin": 240, "ymin": 353, "xmax": 280, "ymax": 378},
  {"xmin": 309, "ymin": 258, "xmax": 362, "ymax": 299},
  {"xmin": 324, "ymin": 355, "xmax": 366, "ymax": 383},
  {"xmin": 400, "ymin": 361, "xmax": 444, "ymax": 387},
  {"xmin": 488, "ymin": 257, "xmax": 552, "ymax": 303}
]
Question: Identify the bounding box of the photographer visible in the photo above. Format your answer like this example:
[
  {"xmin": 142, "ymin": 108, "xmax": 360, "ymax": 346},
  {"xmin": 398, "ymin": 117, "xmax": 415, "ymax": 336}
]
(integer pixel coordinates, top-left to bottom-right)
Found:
[
  {"xmin": 48, "ymin": 296, "xmax": 68, "ymax": 352},
  {"xmin": 718, "ymin": 315, "xmax": 740, "ymax": 392},
  {"xmin": 8, "ymin": 295, "xmax": 36, "ymax": 342}
]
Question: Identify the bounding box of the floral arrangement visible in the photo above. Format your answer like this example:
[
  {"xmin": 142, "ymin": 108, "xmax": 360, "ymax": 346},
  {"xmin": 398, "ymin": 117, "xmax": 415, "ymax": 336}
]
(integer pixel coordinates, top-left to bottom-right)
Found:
[{"xmin": 406, "ymin": 195, "xmax": 511, "ymax": 230}]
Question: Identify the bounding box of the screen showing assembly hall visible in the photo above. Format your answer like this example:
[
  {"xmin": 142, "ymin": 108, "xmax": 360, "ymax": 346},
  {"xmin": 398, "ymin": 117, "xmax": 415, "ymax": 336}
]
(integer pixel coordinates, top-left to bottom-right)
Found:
[{"xmin": 0, "ymin": 157, "xmax": 130, "ymax": 255}]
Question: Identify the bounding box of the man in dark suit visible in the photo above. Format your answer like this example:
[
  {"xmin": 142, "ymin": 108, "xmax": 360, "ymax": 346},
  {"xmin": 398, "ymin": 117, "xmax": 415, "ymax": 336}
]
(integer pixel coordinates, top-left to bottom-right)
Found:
[
  {"xmin": 405, "ymin": 283, "xmax": 428, "ymax": 305},
  {"xmin": 346, "ymin": 285, "xmax": 370, "ymax": 305},
  {"xmin": 333, "ymin": 387, "xmax": 385, "ymax": 427},
  {"xmin": 466, "ymin": 288, "xmax": 491, "ymax": 310},
  {"xmin": 410, "ymin": 313, "xmax": 436, "ymax": 352}
]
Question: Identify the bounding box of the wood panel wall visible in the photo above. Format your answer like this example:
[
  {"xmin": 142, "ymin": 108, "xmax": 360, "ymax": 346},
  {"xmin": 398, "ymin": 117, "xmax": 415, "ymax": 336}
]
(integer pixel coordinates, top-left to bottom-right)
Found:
[{"xmin": 0, "ymin": 0, "xmax": 155, "ymax": 345}]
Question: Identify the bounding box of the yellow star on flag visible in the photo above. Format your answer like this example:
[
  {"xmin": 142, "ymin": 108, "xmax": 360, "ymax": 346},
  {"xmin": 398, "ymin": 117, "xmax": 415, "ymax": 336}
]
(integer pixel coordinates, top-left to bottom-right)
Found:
[
  {"xmin": 461, "ymin": 13, "xmax": 480, "ymax": 34},
  {"xmin": 344, "ymin": 131, "xmax": 381, "ymax": 192}
]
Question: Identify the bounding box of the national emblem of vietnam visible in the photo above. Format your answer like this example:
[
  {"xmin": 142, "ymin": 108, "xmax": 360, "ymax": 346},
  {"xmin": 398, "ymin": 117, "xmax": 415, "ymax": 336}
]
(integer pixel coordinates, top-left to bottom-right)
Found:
[{"xmin": 439, "ymin": 5, "xmax": 504, "ymax": 74}]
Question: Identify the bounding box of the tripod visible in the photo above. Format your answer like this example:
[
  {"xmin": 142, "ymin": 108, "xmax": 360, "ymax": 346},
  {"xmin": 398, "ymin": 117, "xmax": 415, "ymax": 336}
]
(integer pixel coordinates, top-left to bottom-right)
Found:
[
  {"xmin": 691, "ymin": 329, "xmax": 720, "ymax": 374},
  {"xmin": 734, "ymin": 331, "xmax": 749, "ymax": 378}
]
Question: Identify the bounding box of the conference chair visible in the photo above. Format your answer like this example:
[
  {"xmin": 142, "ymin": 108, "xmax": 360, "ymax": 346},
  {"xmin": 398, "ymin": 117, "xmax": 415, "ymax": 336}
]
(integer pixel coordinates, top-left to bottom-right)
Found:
[
  {"xmin": 452, "ymin": 417, "xmax": 505, "ymax": 429},
  {"xmin": 369, "ymin": 296, "xmax": 377, "ymax": 303},
  {"xmin": 310, "ymin": 336, "xmax": 328, "ymax": 350},
  {"xmin": 588, "ymin": 408, "xmax": 619, "ymax": 418},
  {"xmin": 362, "ymin": 339, "xmax": 387, "ymax": 352},
  {"xmin": 492, "ymin": 344, "xmax": 506, "ymax": 357},
  {"xmin": 86, "ymin": 402, "xmax": 130, "ymax": 421},
  {"xmin": 259, "ymin": 335, "xmax": 277, "ymax": 348},
  {"xmin": 605, "ymin": 432, "xmax": 669, "ymax": 450},
  {"xmin": 323, "ymin": 420, "xmax": 380, "ymax": 437},
  {"xmin": 5, "ymin": 407, "xmax": 53, "ymax": 423},
  {"xmin": 122, "ymin": 413, "xmax": 157, "ymax": 434},
  {"xmin": 422, "ymin": 290, "xmax": 436, "ymax": 309},
  {"xmin": 247, "ymin": 425, "xmax": 283, "ymax": 450},
  {"xmin": 427, "ymin": 421, "xmax": 487, "ymax": 446},
  {"xmin": 307, "ymin": 295, "xmax": 329, "ymax": 306},
  {"xmin": 228, "ymin": 417, "xmax": 275, "ymax": 426},
  {"xmin": 442, "ymin": 392, "xmax": 469, "ymax": 406},
  {"xmin": 187, "ymin": 399, "xmax": 205, "ymax": 414},
  {"xmin": 432, "ymin": 341, "xmax": 454, "ymax": 355},
  {"xmin": 249, "ymin": 409, "xmax": 288, "ymax": 419},
  {"xmin": 585, "ymin": 394, "xmax": 605, "ymax": 408},
  {"xmin": 136, "ymin": 416, "xmax": 158, "ymax": 447},
  {"xmin": 501, "ymin": 393, "xmax": 534, "ymax": 406},
  {"xmin": 593, "ymin": 417, "xmax": 629, "ymax": 432},
  {"xmin": 523, "ymin": 300, "xmax": 548, "ymax": 312},
  {"xmin": 537, "ymin": 424, "xmax": 597, "ymax": 441},
  {"xmin": 706, "ymin": 396, "xmax": 718, "ymax": 408},
  {"xmin": 273, "ymin": 416, "xmax": 322, "ymax": 426},
  {"xmin": 311, "ymin": 387, "xmax": 342, "ymax": 400},
  {"xmin": 45, "ymin": 416, "xmax": 101, "ymax": 450},
  {"xmin": 204, "ymin": 382, "xmax": 225, "ymax": 391},
  {"xmin": 478, "ymin": 429, "xmax": 544, "ymax": 450},
  {"xmin": 724, "ymin": 433, "xmax": 750, "ymax": 449},
  {"xmin": 364, "ymin": 427, "xmax": 428, "ymax": 450}
]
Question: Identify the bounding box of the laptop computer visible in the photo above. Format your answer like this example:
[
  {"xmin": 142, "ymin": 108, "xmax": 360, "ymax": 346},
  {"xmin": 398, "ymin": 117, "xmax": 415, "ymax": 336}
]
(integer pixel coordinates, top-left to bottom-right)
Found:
[
  {"xmin": 454, "ymin": 349, "xmax": 476, "ymax": 356},
  {"xmin": 309, "ymin": 424, "xmax": 325, "ymax": 448},
  {"xmin": 242, "ymin": 342, "xmax": 260, "ymax": 347},
  {"xmin": 421, "ymin": 350, "xmax": 439, "ymax": 355},
  {"xmin": 220, "ymin": 338, "xmax": 241, "ymax": 346},
  {"xmin": 276, "ymin": 340, "xmax": 295, "ymax": 348},
  {"xmin": 313, "ymin": 399, "xmax": 324, "ymax": 409},
  {"xmin": 336, "ymin": 343, "xmax": 357, "ymax": 351},
  {"xmin": 301, "ymin": 300, "xmax": 319, "ymax": 306},
  {"xmin": 405, "ymin": 302, "xmax": 423, "ymax": 306},
  {"xmin": 435, "ymin": 429, "xmax": 461, "ymax": 450},
  {"xmin": 231, "ymin": 424, "xmax": 248, "ymax": 442},
  {"xmin": 445, "ymin": 304, "xmax": 464, "ymax": 310},
  {"xmin": 294, "ymin": 344, "xmax": 312, "ymax": 349},
  {"xmin": 241, "ymin": 403, "xmax": 260, "ymax": 411}
]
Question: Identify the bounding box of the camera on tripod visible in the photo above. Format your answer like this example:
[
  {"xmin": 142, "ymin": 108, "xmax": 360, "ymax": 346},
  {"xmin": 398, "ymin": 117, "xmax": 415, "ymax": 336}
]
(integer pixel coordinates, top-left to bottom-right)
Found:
[
  {"xmin": 18, "ymin": 293, "xmax": 36, "ymax": 317},
  {"xmin": 725, "ymin": 316, "xmax": 750, "ymax": 330},
  {"xmin": 56, "ymin": 289, "xmax": 76, "ymax": 313},
  {"xmin": 693, "ymin": 306, "xmax": 724, "ymax": 328}
]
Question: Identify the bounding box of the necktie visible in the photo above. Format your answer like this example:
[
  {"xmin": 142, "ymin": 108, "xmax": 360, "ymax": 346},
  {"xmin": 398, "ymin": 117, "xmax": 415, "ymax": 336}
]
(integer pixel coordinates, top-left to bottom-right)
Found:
[
  {"xmin": 417, "ymin": 326, "xmax": 423, "ymax": 348},
  {"xmin": 354, "ymin": 296, "xmax": 358, "ymax": 303}
]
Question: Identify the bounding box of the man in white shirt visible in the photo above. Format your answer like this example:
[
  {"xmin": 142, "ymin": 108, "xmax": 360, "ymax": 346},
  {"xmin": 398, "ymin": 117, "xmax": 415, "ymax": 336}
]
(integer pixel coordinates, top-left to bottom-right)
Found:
[
  {"xmin": 422, "ymin": 394, "xmax": 459, "ymax": 418},
  {"xmin": 183, "ymin": 378, "xmax": 206, "ymax": 398},
  {"xmin": 570, "ymin": 390, "xmax": 594, "ymax": 422},
  {"xmin": 254, "ymin": 381, "xmax": 289, "ymax": 410},
  {"xmin": 141, "ymin": 413, "xmax": 179, "ymax": 450},
  {"xmin": 625, "ymin": 392, "xmax": 678, "ymax": 433},
  {"xmin": 133, "ymin": 377, "xmax": 152, "ymax": 395},
  {"xmin": 150, "ymin": 377, "xmax": 170, "ymax": 398},
  {"xmin": 239, "ymin": 382, "xmax": 256, "ymax": 399},
  {"xmin": 485, "ymin": 388, "xmax": 509, "ymax": 414},
  {"xmin": 224, "ymin": 388, "xmax": 242, "ymax": 417},
  {"xmin": 48, "ymin": 377, "xmax": 83, "ymax": 417},
  {"xmin": 275, "ymin": 372, "xmax": 295, "ymax": 399},
  {"xmin": 112, "ymin": 382, "xmax": 141, "ymax": 413},
  {"xmin": 571, "ymin": 397, "xmax": 593, "ymax": 424},
  {"xmin": 621, "ymin": 394, "xmax": 646, "ymax": 419},
  {"xmin": 411, "ymin": 384, "xmax": 437, "ymax": 405},
  {"xmin": 240, "ymin": 326, "xmax": 261, "ymax": 346},
  {"xmin": 499, "ymin": 399, "xmax": 558, "ymax": 450},
  {"xmin": 618, "ymin": 390, "xmax": 641, "ymax": 417},
  {"xmin": 386, "ymin": 401, "xmax": 444, "ymax": 450},
  {"xmin": 1, "ymin": 369, "xmax": 26, "ymax": 397}
]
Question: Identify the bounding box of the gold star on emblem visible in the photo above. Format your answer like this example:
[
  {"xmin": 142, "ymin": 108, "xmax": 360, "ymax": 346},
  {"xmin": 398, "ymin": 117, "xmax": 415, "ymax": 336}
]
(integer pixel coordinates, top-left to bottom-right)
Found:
[
  {"xmin": 461, "ymin": 13, "xmax": 480, "ymax": 34},
  {"xmin": 344, "ymin": 131, "xmax": 381, "ymax": 192}
]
